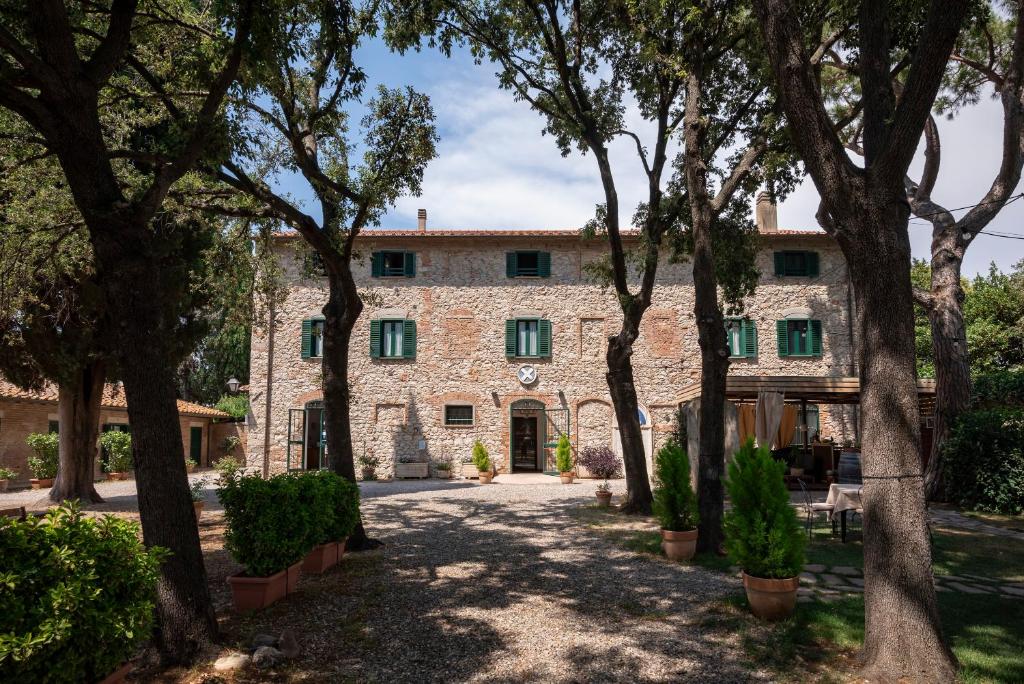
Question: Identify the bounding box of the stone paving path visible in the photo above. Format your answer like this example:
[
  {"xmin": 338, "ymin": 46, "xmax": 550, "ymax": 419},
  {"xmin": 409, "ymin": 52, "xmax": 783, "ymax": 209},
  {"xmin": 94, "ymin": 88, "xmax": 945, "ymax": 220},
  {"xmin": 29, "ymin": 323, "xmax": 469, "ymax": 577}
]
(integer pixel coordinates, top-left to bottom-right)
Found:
[
  {"xmin": 790, "ymin": 565, "xmax": 1024, "ymax": 602},
  {"xmin": 928, "ymin": 507, "xmax": 1024, "ymax": 540}
]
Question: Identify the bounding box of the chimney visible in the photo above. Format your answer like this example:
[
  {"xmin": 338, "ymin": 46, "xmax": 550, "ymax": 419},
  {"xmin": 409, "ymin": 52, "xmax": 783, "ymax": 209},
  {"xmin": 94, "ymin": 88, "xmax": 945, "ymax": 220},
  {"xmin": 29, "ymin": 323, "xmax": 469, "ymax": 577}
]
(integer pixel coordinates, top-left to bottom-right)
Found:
[
  {"xmin": 417, "ymin": 208, "xmax": 427, "ymax": 232},
  {"xmin": 755, "ymin": 191, "xmax": 778, "ymax": 233}
]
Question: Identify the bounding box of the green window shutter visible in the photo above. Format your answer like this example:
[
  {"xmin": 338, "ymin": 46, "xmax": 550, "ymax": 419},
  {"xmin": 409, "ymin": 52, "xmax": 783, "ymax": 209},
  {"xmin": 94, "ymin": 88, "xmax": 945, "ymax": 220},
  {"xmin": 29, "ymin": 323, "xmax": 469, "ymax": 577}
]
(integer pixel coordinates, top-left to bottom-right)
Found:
[
  {"xmin": 505, "ymin": 319, "xmax": 517, "ymax": 357},
  {"xmin": 506, "ymin": 252, "xmax": 517, "ymax": 278},
  {"xmin": 301, "ymin": 319, "xmax": 312, "ymax": 359},
  {"xmin": 404, "ymin": 252, "xmax": 416, "ymax": 277},
  {"xmin": 809, "ymin": 319, "xmax": 823, "ymax": 356},
  {"xmin": 807, "ymin": 252, "xmax": 820, "ymax": 277},
  {"xmin": 742, "ymin": 320, "xmax": 758, "ymax": 357},
  {"xmin": 776, "ymin": 320, "xmax": 789, "ymax": 357},
  {"xmin": 538, "ymin": 319, "xmax": 552, "ymax": 357},
  {"xmin": 371, "ymin": 252, "xmax": 383, "ymax": 278},
  {"xmin": 773, "ymin": 252, "xmax": 785, "ymax": 276},
  {"xmin": 402, "ymin": 319, "xmax": 416, "ymax": 358},
  {"xmin": 538, "ymin": 251, "xmax": 551, "ymax": 277},
  {"xmin": 369, "ymin": 320, "xmax": 382, "ymax": 358}
]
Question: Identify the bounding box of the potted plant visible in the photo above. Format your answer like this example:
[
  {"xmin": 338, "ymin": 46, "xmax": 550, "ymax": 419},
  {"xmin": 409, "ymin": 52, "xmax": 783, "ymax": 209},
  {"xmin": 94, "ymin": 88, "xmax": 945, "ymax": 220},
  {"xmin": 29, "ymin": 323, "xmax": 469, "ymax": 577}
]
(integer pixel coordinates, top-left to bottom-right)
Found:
[
  {"xmin": 357, "ymin": 450, "xmax": 380, "ymax": 480},
  {"xmin": 99, "ymin": 431, "xmax": 133, "ymax": 480},
  {"xmin": 472, "ymin": 441, "xmax": 493, "ymax": 484},
  {"xmin": 433, "ymin": 456, "xmax": 453, "ymax": 479},
  {"xmin": 0, "ymin": 466, "xmax": 17, "ymax": 492},
  {"xmin": 190, "ymin": 478, "xmax": 207, "ymax": 521},
  {"xmin": 185, "ymin": 457, "xmax": 198, "ymax": 473},
  {"xmin": 577, "ymin": 445, "xmax": 622, "ymax": 506},
  {"xmin": 395, "ymin": 455, "xmax": 429, "ymax": 479},
  {"xmin": 301, "ymin": 471, "xmax": 362, "ymax": 573},
  {"xmin": 652, "ymin": 439, "xmax": 699, "ymax": 561},
  {"xmin": 219, "ymin": 471, "xmax": 313, "ymax": 611},
  {"xmin": 724, "ymin": 438, "xmax": 806, "ymax": 621},
  {"xmin": 25, "ymin": 432, "xmax": 58, "ymax": 488},
  {"xmin": 555, "ymin": 434, "xmax": 574, "ymax": 484}
]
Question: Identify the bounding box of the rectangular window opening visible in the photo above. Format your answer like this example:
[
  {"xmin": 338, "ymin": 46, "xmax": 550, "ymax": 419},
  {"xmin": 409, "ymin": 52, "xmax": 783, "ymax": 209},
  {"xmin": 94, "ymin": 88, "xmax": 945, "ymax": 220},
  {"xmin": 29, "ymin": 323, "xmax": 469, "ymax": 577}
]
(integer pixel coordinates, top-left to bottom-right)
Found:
[
  {"xmin": 382, "ymin": 251, "xmax": 407, "ymax": 277},
  {"xmin": 444, "ymin": 405, "xmax": 474, "ymax": 426},
  {"xmin": 515, "ymin": 251, "xmax": 539, "ymax": 276},
  {"xmin": 517, "ymin": 319, "xmax": 539, "ymax": 357},
  {"xmin": 310, "ymin": 320, "xmax": 325, "ymax": 358},
  {"xmin": 787, "ymin": 320, "xmax": 810, "ymax": 355},
  {"xmin": 382, "ymin": 320, "xmax": 404, "ymax": 358}
]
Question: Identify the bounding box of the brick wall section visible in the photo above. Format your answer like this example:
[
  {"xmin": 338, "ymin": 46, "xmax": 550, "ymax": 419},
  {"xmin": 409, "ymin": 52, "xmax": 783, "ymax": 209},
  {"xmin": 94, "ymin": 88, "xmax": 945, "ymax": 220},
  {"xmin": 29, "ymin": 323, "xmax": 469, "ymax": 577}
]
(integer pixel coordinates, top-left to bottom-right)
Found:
[
  {"xmin": 249, "ymin": 233, "xmax": 858, "ymax": 477},
  {"xmin": 210, "ymin": 421, "xmax": 247, "ymax": 465}
]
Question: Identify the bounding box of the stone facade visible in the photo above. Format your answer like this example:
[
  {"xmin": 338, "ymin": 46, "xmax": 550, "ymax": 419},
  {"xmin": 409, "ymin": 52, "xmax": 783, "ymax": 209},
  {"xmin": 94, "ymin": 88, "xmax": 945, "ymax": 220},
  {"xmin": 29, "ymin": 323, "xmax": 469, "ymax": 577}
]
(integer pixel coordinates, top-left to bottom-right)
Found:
[{"xmin": 248, "ymin": 227, "xmax": 857, "ymax": 478}]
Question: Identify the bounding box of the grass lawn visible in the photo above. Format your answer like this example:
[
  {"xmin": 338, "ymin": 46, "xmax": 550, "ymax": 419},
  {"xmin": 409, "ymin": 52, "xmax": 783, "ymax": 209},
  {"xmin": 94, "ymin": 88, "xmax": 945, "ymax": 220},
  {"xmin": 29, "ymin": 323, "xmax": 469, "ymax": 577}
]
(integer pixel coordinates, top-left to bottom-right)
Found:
[{"xmin": 576, "ymin": 504, "xmax": 1024, "ymax": 683}]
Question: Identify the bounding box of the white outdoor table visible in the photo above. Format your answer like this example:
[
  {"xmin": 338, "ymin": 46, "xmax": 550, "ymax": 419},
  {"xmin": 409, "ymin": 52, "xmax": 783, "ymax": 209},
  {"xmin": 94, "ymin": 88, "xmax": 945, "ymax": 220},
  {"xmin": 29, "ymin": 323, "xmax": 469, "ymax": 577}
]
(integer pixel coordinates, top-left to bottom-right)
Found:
[{"xmin": 826, "ymin": 484, "xmax": 863, "ymax": 542}]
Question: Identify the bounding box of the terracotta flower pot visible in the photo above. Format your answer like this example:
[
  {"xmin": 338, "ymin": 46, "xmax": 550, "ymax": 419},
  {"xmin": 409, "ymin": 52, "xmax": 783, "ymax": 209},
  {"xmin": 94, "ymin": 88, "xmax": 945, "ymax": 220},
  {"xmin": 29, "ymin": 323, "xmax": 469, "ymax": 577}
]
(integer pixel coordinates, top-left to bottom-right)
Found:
[
  {"xmin": 595, "ymin": 490, "xmax": 612, "ymax": 507},
  {"xmin": 661, "ymin": 529, "xmax": 698, "ymax": 561},
  {"xmin": 742, "ymin": 572, "xmax": 799, "ymax": 621},
  {"xmin": 193, "ymin": 501, "xmax": 205, "ymax": 522},
  {"xmin": 227, "ymin": 568, "xmax": 287, "ymax": 612},
  {"xmin": 286, "ymin": 560, "xmax": 302, "ymax": 594},
  {"xmin": 106, "ymin": 472, "xmax": 129, "ymax": 481},
  {"xmin": 98, "ymin": 661, "xmax": 133, "ymax": 684},
  {"xmin": 478, "ymin": 471, "xmax": 493, "ymax": 484},
  {"xmin": 560, "ymin": 472, "xmax": 574, "ymax": 484},
  {"xmin": 302, "ymin": 542, "xmax": 340, "ymax": 574},
  {"xmin": 0, "ymin": 480, "xmax": 9, "ymax": 492},
  {"xmin": 30, "ymin": 478, "xmax": 54, "ymax": 489}
]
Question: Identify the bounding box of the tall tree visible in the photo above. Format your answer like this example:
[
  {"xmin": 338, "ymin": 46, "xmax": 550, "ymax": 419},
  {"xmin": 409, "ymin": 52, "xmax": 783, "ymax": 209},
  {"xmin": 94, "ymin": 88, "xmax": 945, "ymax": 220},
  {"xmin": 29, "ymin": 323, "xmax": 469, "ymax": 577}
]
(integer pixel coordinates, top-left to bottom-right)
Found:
[
  {"xmin": 216, "ymin": 0, "xmax": 437, "ymax": 549},
  {"xmin": 751, "ymin": 0, "xmax": 968, "ymax": 679},
  {"xmin": 0, "ymin": 0, "xmax": 255, "ymax": 662},
  {"xmin": 389, "ymin": 0, "xmax": 790, "ymax": 519}
]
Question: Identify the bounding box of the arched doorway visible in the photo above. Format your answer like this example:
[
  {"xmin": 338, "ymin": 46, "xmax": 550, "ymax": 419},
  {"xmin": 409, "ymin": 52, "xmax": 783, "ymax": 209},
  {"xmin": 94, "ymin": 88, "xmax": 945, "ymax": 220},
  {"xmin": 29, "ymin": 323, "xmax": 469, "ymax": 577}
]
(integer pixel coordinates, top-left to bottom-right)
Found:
[
  {"xmin": 612, "ymin": 405, "xmax": 654, "ymax": 476},
  {"xmin": 510, "ymin": 399, "xmax": 545, "ymax": 472}
]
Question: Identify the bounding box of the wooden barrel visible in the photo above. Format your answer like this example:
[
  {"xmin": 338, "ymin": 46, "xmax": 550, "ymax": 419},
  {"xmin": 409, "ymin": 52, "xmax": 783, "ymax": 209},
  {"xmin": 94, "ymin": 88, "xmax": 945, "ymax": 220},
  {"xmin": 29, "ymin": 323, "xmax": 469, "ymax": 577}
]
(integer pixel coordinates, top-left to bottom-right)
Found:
[{"xmin": 838, "ymin": 450, "xmax": 862, "ymax": 484}]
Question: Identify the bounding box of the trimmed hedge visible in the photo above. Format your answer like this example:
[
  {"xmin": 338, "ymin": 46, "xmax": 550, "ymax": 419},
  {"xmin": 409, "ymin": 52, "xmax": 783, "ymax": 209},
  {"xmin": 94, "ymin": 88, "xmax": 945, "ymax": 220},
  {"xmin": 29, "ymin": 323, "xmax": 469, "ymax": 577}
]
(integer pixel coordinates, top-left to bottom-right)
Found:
[
  {"xmin": 944, "ymin": 407, "xmax": 1024, "ymax": 515},
  {"xmin": 0, "ymin": 504, "xmax": 164, "ymax": 683}
]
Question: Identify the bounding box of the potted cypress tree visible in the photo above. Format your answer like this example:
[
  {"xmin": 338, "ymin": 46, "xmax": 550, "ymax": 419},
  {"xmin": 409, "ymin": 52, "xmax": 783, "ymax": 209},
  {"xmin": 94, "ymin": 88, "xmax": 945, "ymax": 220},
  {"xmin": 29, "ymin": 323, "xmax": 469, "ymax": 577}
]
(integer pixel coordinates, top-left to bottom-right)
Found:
[
  {"xmin": 472, "ymin": 441, "xmax": 493, "ymax": 484},
  {"xmin": 555, "ymin": 434, "xmax": 574, "ymax": 484},
  {"xmin": 652, "ymin": 440, "xmax": 699, "ymax": 560},
  {"xmin": 724, "ymin": 438, "xmax": 806, "ymax": 621}
]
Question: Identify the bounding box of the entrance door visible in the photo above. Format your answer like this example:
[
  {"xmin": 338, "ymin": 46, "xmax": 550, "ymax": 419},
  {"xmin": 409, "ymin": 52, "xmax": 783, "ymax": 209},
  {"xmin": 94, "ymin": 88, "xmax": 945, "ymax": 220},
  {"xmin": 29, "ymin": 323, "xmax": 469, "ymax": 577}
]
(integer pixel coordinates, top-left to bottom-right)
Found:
[
  {"xmin": 511, "ymin": 416, "xmax": 540, "ymax": 471},
  {"xmin": 304, "ymin": 403, "xmax": 326, "ymax": 470},
  {"xmin": 189, "ymin": 427, "xmax": 203, "ymax": 466}
]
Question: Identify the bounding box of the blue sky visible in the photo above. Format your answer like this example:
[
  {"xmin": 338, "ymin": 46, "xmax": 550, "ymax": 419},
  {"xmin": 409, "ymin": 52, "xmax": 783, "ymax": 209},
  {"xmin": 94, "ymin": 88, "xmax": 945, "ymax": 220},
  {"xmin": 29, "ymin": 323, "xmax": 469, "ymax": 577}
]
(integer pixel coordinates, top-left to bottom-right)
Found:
[{"xmin": 278, "ymin": 38, "xmax": 1024, "ymax": 277}]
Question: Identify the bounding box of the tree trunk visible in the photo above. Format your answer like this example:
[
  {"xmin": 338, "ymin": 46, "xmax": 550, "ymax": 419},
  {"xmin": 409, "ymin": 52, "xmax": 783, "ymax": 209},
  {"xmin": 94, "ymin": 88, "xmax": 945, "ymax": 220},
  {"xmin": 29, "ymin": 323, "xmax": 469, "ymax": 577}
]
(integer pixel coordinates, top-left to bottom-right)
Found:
[
  {"xmin": 606, "ymin": 331, "xmax": 653, "ymax": 514},
  {"xmin": 922, "ymin": 246, "xmax": 970, "ymax": 502},
  {"xmin": 846, "ymin": 216, "xmax": 957, "ymax": 682},
  {"xmin": 96, "ymin": 244, "xmax": 218, "ymax": 665},
  {"xmin": 321, "ymin": 266, "xmax": 380, "ymax": 550},
  {"xmin": 692, "ymin": 218, "xmax": 730, "ymax": 554},
  {"xmin": 51, "ymin": 359, "xmax": 105, "ymax": 504}
]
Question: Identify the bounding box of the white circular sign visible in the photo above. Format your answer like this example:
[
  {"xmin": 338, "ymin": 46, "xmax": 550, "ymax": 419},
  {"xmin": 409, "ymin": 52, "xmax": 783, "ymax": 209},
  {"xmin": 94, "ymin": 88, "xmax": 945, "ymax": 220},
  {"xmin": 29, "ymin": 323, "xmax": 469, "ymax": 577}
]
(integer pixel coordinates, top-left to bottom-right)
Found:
[{"xmin": 517, "ymin": 365, "xmax": 538, "ymax": 385}]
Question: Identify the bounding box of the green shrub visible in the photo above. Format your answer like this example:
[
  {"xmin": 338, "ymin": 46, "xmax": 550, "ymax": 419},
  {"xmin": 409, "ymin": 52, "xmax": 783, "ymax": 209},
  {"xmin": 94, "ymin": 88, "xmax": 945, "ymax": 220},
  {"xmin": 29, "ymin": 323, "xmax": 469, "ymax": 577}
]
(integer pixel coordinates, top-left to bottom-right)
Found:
[
  {"xmin": 293, "ymin": 471, "xmax": 361, "ymax": 547},
  {"xmin": 555, "ymin": 434, "xmax": 573, "ymax": 473},
  {"xmin": 218, "ymin": 472, "xmax": 315, "ymax": 577},
  {"xmin": 0, "ymin": 467, "xmax": 17, "ymax": 481},
  {"xmin": 215, "ymin": 455, "xmax": 242, "ymax": 481},
  {"xmin": 325, "ymin": 473, "xmax": 360, "ymax": 541},
  {"xmin": 944, "ymin": 407, "xmax": 1024, "ymax": 515},
  {"xmin": 0, "ymin": 504, "xmax": 164, "ymax": 683},
  {"xmin": 215, "ymin": 394, "xmax": 250, "ymax": 419},
  {"xmin": 723, "ymin": 438, "xmax": 805, "ymax": 579},
  {"xmin": 652, "ymin": 439, "xmax": 698, "ymax": 531},
  {"xmin": 25, "ymin": 433, "xmax": 58, "ymax": 479},
  {"xmin": 99, "ymin": 431, "xmax": 133, "ymax": 473},
  {"xmin": 972, "ymin": 370, "xmax": 1024, "ymax": 408},
  {"xmin": 472, "ymin": 441, "xmax": 490, "ymax": 472}
]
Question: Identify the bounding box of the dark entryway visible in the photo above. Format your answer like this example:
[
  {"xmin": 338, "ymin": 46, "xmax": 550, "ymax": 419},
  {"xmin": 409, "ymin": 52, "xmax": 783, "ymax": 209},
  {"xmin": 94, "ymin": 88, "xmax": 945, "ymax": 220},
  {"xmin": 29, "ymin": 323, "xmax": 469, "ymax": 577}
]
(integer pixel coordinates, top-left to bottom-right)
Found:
[
  {"xmin": 304, "ymin": 401, "xmax": 326, "ymax": 470},
  {"xmin": 189, "ymin": 426, "xmax": 203, "ymax": 465},
  {"xmin": 511, "ymin": 416, "xmax": 540, "ymax": 472}
]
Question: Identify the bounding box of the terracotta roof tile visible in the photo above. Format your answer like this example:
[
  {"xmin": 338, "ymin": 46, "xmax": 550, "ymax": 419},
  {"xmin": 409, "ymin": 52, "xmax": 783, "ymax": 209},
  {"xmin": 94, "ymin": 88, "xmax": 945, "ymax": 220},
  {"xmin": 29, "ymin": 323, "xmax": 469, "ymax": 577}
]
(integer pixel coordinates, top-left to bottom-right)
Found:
[
  {"xmin": 0, "ymin": 378, "xmax": 230, "ymax": 419},
  {"xmin": 272, "ymin": 227, "xmax": 829, "ymax": 240}
]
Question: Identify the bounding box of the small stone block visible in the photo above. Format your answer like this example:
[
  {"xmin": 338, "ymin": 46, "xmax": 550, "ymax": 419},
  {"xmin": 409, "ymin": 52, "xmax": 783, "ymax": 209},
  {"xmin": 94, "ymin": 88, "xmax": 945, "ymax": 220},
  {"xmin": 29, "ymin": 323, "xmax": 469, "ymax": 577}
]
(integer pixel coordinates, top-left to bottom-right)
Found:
[
  {"xmin": 800, "ymin": 572, "xmax": 818, "ymax": 583},
  {"xmin": 831, "ymin": 566, "xmax": 860, "ymax": 576},
  {"xmin": 821, "ymin": 574, "xmax": 847, "ymax": 586},
  {"xmin": 934, "ymin": 585, "xmax": 952, "ymax": 592},
  {"xmin": 804, "ymin": 564, "xmax": 827, "ymax": 573},
  {"xmin": 846, "ymin": 577, "xmax": 864, "ymax": 587},
  {"xmin": 797, "ymin": 595, "xmax": 814, "ymax": 604},
  {"xmin": 948, "ymin": 582, "xmax": 993, "ymax": 594}
]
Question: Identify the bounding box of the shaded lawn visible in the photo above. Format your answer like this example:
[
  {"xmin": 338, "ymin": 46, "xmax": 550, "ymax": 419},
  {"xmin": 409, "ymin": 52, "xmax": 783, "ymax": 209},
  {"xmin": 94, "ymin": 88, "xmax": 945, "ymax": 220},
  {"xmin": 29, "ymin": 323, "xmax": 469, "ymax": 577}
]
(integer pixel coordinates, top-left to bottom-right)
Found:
[{"xmin": 577, "ymin": 504, "xmax": 1024, "ymax": 683}]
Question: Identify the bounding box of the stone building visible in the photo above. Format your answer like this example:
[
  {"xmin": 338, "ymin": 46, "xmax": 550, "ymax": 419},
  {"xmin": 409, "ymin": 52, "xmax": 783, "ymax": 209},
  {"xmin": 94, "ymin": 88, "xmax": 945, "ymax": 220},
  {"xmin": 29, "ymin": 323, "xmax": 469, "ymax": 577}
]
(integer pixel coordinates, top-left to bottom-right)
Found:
[{"xmin": 248, "ymin": 200, "xmax": 857, "ymax": 478}]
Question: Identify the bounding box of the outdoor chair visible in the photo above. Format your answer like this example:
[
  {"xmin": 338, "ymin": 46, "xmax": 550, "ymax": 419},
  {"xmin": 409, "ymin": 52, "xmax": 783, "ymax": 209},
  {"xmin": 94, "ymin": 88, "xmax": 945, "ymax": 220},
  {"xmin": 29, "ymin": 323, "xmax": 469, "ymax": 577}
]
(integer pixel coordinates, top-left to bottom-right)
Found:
[{"xmin": 798, "ymin": 479, "xmax": 835, "ymax": 540}]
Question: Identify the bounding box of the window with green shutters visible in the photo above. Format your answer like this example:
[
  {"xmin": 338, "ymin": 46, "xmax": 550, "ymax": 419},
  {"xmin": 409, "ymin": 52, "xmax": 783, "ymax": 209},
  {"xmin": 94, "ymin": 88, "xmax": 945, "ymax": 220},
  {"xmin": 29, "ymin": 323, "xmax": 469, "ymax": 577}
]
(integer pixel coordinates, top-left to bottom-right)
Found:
[
  {"xmin": 370, "ymin": 319, "xmax": 416, "ymax": 359},
  {"xmin": 724, "ymin": 318, "xmax": 757, "ymax": 357},
  {"xmin": 371, "ymin": 251, "xmax": 415, "ymax": 277},
  {"xmin": 506, "ymin": 251, "xmax": 551, "ymax": 277},
  {"xmin": 776, "ymin": 319, "xmax": 822, "ymax": 357},
  {"xmin": 773, "ymin": 250, "xmax": 820, "ymax": 277},
  {"xmin": 505, "ymin": 318, "xmax": 552, "ymax": 357},
  {"xmin": 301, "ymin": 318, "xmax": 325, "ymax": 358}
]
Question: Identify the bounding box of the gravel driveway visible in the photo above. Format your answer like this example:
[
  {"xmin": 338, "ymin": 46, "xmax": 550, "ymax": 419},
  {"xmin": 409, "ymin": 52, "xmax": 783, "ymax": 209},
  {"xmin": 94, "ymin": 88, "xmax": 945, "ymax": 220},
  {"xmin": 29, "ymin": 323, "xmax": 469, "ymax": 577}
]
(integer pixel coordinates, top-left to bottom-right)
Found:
[{"xmin": 345, "ymin": 477, "xmax": 762, "ymax": 683}]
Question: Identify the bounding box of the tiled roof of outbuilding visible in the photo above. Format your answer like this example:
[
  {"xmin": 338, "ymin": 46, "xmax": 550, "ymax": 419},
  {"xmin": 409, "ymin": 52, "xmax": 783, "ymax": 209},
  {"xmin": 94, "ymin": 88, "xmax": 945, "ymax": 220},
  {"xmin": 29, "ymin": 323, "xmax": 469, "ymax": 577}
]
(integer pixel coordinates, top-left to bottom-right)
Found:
[{"xmin": 0, "ymin": 378, "xmax": 230, "ymax": 419}]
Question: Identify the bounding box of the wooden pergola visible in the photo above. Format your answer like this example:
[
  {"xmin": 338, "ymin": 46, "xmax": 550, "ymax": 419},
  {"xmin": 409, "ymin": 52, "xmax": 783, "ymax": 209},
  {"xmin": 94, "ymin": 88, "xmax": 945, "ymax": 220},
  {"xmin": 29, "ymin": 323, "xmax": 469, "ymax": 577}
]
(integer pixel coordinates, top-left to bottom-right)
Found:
[{"xmin": 676, "ymin": 375, "xmax": 936, "ymax": 409}]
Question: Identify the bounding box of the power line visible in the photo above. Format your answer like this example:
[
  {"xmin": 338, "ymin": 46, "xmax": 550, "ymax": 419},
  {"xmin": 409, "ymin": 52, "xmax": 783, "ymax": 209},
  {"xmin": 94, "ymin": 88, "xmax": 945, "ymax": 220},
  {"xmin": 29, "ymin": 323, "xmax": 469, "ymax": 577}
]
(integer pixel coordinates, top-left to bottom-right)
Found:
[{"xmin": 908, "ymin": 192, "xmax": 1024, "ymax": 224}]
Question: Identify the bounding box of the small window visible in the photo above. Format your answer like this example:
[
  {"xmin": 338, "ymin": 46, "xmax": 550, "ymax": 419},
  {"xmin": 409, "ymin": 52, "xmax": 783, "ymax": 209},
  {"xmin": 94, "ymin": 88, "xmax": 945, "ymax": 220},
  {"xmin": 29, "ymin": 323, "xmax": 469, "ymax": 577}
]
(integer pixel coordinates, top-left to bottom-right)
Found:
[
  {"xmin": 773, "ymin": 250, "xmax": 819, "ymax": 277},
  {"xmin": 725, "ymin": 318, "xmax": 757, "ymax": 358},
  {"xmin": 310, "ymin": 320, "xmax": 324, "ymax": 358},
  {"xmin": 777, "ymin": 318, "xmax": 822, "ymax": 357},
  {"xmin": 382, "ymin": 320, "xmax": 404, "ymax": 358},
  {"xmin": 370, "ymin": 319, "xmax": 416, "ymax": 359},
  {"xmin": 48, "ymin": 420, "xmax": 60, "ymax": 434},
  {"xmin": 372, "ymin": 251, "xmax": 415, "ymax": 277},
  {"xmin": 506, "ymin": 251, "xmax": 551, "ymax": 277},
  {"xmin": 444, "ymin": 405, "xmax": 474, "ymax": 426},
  {"xmin": 791, "ymin": 404, "xmax": 820, "ymax": 445},
  {"xmin": 505, "ymin": 318, "xmax": 551, "ymax": 358},
  {"xmin": 517, "ymin": 319, "xmax": 538, "ymax": 357}
]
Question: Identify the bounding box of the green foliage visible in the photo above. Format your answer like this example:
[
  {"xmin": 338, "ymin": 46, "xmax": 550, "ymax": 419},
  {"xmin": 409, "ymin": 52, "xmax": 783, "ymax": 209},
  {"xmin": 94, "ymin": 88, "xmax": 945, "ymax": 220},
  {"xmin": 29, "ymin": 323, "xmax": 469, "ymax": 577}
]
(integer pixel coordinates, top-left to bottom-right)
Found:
[
  {"xmin": 943, "ymin": 407, "xmax": 1024, "ymax": 515},
  {"xmin": 221, "ymin": 434, "xmax": 243, "ymax": 456},
  {"xmin": 723, "ymin": 439, "xmax": 805, "ymax": 578},
  {"xmin": 189, "ymin": 478, "xmax": 207, "ymax": 503},
  {"xmin": 0, "ymin": 504, "xmax": 164, "ymax": 683},
  {"xmin": 24, "ymin": 433, "xmax": 58, "ymax": 479},
  {"xmin": 294, "ymin": 471, "xmax": 361, "ymax": 544},
  {"xmin": 214, "ymin": 394, "xmax": 250, "ymax": 419},
  {"xmin": 98, "ymin": 431, "xmax": 133, "ymax": 473},
  {"xmin": 972, "ymin": 369, "xmax": 1024, "ymax": 408},
  {"xmin": 0, "ymin": 467, "xmax": 16, "ymax": 480},
  {"xmin": 215, "ymin": 456, "xmax": 242, "ymax": 481},
  {"xmin": 472, "ymin": 441, "xmax": 491, "ymax": 472},
  {"xmin": 652, "ymin": 440, "xmax": 698, "ymax": 532},
  {"xmin": 555, "ymin": 434, "xmax": 573, "ymax": 473},
  {"xmin": 218, "ymin": 473, "xmax": 315, "ymax": 577}
]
